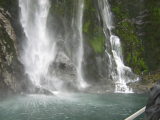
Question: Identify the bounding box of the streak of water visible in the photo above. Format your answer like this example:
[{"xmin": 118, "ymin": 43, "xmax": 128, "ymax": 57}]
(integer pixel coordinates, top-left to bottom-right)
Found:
[
  {"xmin": 74, "ymin": 0, "xmax": 88, "ymax": 89},
  {"xmin": 98, "ymin": 0, "xmax": 138, "ymax": 93}
]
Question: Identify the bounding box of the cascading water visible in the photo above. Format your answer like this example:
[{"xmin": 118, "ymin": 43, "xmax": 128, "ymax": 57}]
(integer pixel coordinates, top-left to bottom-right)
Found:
[
  {"xmin": 98, "ymin": 0, "xmax": 137, "ymax": 93},
  {"xmin": 74, "ymin": 0, "xmax": 88, "ymax": 89},
  {"xmin": 19, "ymin": 0, "xmax": 57, "ymax": 92},
  {"xmin": 18, "ymin": 0, "xmax": 136, "ymax": 93}
]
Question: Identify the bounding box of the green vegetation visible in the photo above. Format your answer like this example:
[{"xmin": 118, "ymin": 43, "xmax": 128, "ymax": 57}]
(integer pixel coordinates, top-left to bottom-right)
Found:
[
  {"xmin": 90, "ymin": 35, "xmax": 105, "ymax": 53},
  {"xmin": 115, "ymin": 20, "xmax": 148, "ymax": 74},
  {"xmin": 111, "ymin": 1, "xmax": 148, "ymax": 74},
  {"xmin": 0, "ymin": 0, "xmax": 17, "ymax": 11},
  {"xmin": 83, "ymin": 0, "xmax": 105, "ymax": 54},
  {"xmin": 143, "ymin": 0, "xmax": 160, "ymax": 71}
]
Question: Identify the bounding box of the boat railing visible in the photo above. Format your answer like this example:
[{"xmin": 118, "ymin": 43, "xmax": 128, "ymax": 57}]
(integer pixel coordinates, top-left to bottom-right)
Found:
[{"xmin": 124, "ymin": 107, "xmax": 146, "ymax": 120}]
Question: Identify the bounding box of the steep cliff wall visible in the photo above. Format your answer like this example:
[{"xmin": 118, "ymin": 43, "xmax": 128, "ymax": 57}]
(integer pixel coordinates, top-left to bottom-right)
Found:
[
  {"xmin": 0, "ymin": 0, "xmax": 27, "ymax": 94},
  {"xmin": 0, "ymin": 0, "xmax": 160, "ymax": 93},
  {"xmin": 48, "ymin": 0, "xmax": 112, "ymax": 88},
  {"xmin": 110, "ymin": 0, "xmax": 160, "ymax": 75},
  {"xmin": 110, "ymin": 0, "xmax": 160, "ymax": 88}
]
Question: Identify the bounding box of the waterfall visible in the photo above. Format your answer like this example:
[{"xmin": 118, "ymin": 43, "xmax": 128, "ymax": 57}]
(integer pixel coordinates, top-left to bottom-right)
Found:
[
  {"xmin": 98, "ymin": 0, "xmax": 137, "ymax": 93},
  {"xmin": 18, "ymin": 0, "xmax": 137, "ymax": 93},
  {"xmin": 19, "ymin": 0, "xmax": 57, "ymax": 92},
  {"xmin": 73, "ymin": 0, "xmax": 88, "ymax": 89}
]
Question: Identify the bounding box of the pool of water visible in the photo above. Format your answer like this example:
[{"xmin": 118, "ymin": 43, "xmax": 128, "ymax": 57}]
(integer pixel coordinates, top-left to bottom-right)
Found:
[{"xmin": 0, "ymin": 93, "xmax": 147, "ymax": 120}]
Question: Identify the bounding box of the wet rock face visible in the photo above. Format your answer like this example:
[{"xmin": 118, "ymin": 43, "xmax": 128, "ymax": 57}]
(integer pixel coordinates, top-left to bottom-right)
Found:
[
  {"xmin": 0, "ymin": 7, "xmax": 27, "ymax": 94},
  {"xmin": 49, "ymin": 52, "xmax": 78, "ymax": 91},
  {"xmin": 144, "ymin": 81, "xmax": 160, "ymax": 120}
]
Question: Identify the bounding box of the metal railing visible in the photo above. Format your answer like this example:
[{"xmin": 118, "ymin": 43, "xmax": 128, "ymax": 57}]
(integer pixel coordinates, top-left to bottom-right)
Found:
[{"xmin": 124, "ymin": 107, "xmax": 146, "ymax": 120}]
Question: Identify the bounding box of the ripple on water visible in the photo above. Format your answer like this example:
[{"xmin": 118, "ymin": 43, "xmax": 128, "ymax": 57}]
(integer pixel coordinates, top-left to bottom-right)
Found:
[{"xmin": 0, "ymin": 93, "xmax": 147, "ymax": 120}]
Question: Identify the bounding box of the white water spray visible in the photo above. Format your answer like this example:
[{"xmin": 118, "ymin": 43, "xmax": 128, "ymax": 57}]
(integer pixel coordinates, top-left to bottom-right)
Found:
[
  {"xmin": 98, "ymin": 0, "xmax": 135, "ymax": 93},
  {"xmin": 19, "ymin": 0, "xmax": 57, "ymax": 91}
]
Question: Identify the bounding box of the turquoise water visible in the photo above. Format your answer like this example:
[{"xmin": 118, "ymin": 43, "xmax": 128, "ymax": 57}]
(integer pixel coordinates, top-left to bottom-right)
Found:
[{"xmin": 0, "ymin": 93, "xmax": 147, "ymax": 120}]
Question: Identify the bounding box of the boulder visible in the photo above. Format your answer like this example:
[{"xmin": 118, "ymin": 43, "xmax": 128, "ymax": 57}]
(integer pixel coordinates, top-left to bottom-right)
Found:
[
  {"xmin": 49, "ymin": 51, "xmax": 78, "ymax": 91},
  {"xmin": 144, "ymin": 80, "xmax": 160, "ymax": 120}
]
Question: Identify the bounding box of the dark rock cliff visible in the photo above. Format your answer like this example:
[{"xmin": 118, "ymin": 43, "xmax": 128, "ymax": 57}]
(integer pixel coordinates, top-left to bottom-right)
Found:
[
  {"xmin": 0, "ymin": 0, "xmax": 27, "ymax": 95},
  {"xmin": 144, "ymin": 81, "xmax": 160, "ymax": 120}
]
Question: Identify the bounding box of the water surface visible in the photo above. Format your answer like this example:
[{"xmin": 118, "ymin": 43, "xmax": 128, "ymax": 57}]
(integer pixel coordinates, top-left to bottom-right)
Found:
[{"xmin": 0, "ymin": 93, "xmax": 147, "ymax": 120}]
